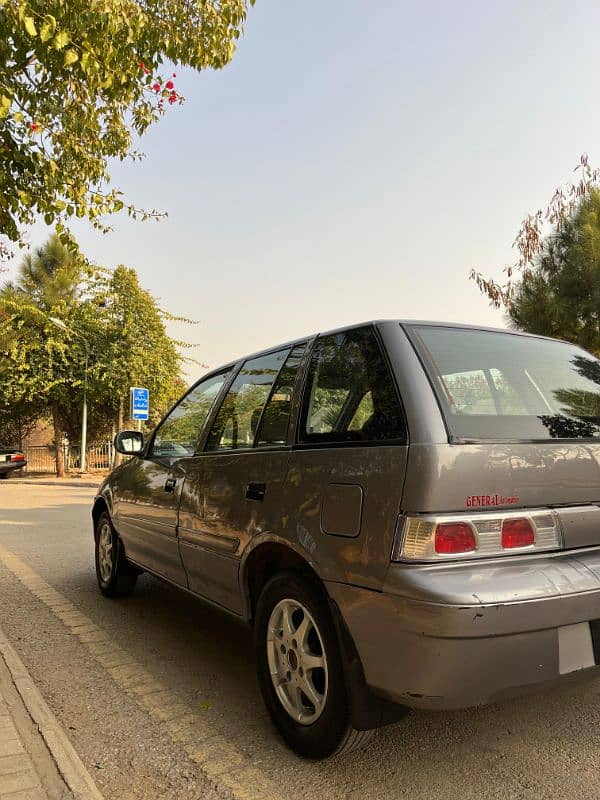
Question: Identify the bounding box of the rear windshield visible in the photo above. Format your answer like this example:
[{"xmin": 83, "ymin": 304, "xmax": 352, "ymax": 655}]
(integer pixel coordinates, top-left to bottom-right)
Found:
[{"xmin": 408, "ymin": 325, "xmax": 600, "ymax": 441}]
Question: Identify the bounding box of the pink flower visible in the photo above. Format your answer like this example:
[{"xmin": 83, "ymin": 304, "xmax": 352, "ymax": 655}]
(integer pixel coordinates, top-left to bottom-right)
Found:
[
  {"xmin": 165, "ymin": 80, "xmax": 174, "ymax": 90},
  {"xmin": 152, "ymin": 82, "xmax": 161, "ymax": 92}
]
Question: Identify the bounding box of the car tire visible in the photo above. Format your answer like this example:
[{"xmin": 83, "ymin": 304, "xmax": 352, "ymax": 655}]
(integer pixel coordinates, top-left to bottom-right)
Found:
[
  {"xmin": 254, "ymin": 571, "xmax": 373, "ymax": 759},
  {"xmin": 0, "ymin": 473, "xmax": 8, "ymax": 480},
  {"xmin": 94, "ymin": 511, "xmax": 138, "ymax": 598}
]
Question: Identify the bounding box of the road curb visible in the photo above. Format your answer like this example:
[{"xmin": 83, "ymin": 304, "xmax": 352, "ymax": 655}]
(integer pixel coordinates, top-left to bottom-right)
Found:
[
  {"xmin": 0, "ymin": 627, "xmax": 104, "ymax": 800},
  {"xmin": 10, "ymin": 479, "xmax": 101, "ymax": 488}
]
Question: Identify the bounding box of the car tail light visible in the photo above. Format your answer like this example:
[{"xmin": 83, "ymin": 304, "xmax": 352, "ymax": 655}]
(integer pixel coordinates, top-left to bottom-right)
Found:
[
  {"xmin": 434, "ymin": 522, "xmax": 476, "ymax": 554},
  {"xmin": 392, "ymin": 509, "xmax": 562, "ymax": 562},
  {"xmin": 11, "ymin": 454, "xmax": 25, "ymax": 462},
  {"xmin": 501, "ymin": 518, "xmax": 534, "ymax": 549}
]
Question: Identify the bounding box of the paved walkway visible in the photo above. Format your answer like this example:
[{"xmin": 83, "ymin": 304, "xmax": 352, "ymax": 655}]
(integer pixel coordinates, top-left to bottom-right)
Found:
[
  {"xmin": 0, "ymin": 694, "xmax": 50, "ymax": 800},
  {"xmin": 0, "ymin": 626, "xmax": 103, "ymax": 800},
  {"xmin": 9, "ymin": 477, "xmax": 101, "ymax": 489}
]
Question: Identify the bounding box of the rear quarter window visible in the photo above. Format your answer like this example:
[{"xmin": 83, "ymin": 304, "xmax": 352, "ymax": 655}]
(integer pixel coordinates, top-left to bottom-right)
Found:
[{"xmin": 299, "ymin": 327, "xmax": 406, "ymax": 445}]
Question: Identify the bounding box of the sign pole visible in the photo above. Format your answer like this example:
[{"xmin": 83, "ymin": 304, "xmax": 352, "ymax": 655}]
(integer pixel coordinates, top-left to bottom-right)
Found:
[{"xmin": 80, "ymin": 346, "xmax": 89, "ymax": 473}]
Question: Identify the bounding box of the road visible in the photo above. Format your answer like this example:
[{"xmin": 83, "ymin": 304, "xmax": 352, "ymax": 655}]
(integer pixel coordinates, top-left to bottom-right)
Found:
[{"xmin": 1, "ymin": 483, "xmax": 600, "ymax": 800}]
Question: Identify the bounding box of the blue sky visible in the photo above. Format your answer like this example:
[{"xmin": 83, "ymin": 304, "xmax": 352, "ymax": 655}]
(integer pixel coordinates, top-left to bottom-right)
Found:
[{"xmin": 18, "ymin": 0, "xmax": 600, "ymax": 381}]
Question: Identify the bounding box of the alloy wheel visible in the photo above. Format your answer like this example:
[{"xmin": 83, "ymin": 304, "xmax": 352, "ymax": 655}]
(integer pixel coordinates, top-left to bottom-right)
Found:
[
  {"xmin": 97, "ymin": 521, "xmax": 113, "ymax": 582},
  {"xmin": 266, "ymin": 598, "xmax": 329, "ymax": 725}
]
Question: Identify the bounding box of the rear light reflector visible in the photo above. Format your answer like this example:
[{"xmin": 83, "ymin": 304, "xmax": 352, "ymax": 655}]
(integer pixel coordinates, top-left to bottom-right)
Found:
[
  {"xmin": 502, "ymin": 518, "xmax": 534, "ymax": 549},
  {"xmin": 393, "ymin": 509, "xmax": 561, "ymax": 562},
  {"xmin": 11, "ymin": 454, "xmax": 25, "ymax": 462},
  {"xmin": 435, "ymin": 522, "xmax": 476, "ymax": 554}
]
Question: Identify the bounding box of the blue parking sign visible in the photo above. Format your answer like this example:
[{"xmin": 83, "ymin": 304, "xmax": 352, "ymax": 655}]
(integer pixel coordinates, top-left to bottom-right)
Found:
[{"xmin": 130, "ymin": 387, "xmax": 150, "ymax": 420}]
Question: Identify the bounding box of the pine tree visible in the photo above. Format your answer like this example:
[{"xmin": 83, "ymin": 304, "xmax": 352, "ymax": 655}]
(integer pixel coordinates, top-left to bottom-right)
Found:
[{"xmin": 509, "ymin": 189, "xmax": 600, "ymax": 356}]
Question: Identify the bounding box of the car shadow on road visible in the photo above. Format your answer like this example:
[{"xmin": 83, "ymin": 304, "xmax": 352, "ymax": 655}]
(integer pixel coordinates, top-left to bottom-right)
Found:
[
  {"xmin": 64, "ymin": 560, "xmax": 600, "ymax": 799},
  {"xmin": 4, "ymin": 491, "xmax": 600, "ymax": 799}
]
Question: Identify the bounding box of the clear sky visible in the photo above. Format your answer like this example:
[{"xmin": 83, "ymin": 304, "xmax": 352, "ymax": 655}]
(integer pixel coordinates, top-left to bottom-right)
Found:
[{"xmin": 17, "ymin": 0, "xmax": 600, "ymax": 382}]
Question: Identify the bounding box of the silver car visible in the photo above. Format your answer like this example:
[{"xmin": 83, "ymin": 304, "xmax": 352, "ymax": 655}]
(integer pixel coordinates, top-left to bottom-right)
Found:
[{"xmin": 93, "ymin": 321, "xmax": 600, "ymax": 758}]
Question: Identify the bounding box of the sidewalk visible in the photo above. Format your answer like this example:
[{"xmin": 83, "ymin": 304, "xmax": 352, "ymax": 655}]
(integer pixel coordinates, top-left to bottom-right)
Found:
[
  {"xmin": 0, "ymin": 692, "xmax": 51, "ymax": 800},
  {"xmin": 9, "ymin": 477, "xmax": 102, "ymax": 489},
  {"xmin": 0, "ymin": 628, "xmax": 103, "ymax": 800}
]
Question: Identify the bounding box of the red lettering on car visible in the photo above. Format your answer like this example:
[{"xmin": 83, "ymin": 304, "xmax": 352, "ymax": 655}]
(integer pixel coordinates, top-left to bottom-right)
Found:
[{"xmin": 465, "ymin": 493, "xmax": 520, "ymax": 508}]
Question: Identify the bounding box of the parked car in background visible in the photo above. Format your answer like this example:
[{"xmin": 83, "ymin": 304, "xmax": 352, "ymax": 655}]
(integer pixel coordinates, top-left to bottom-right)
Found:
[
  {"xmin": 93, "ymin": 320, "xmax": 600, "ymax": 759},
  {"xmin": 0, "ymin": 447, "xmax": 26, "ymax": 478}
]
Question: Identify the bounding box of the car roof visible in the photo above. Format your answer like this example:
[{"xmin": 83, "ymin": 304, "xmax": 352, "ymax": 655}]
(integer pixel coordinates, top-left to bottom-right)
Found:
[{"xmin": 201, "ymin": 319, "xmax": 567, "ymax": 381}]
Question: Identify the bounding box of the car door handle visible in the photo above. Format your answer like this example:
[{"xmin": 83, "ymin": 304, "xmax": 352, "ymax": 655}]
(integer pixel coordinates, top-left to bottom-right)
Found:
[
  {"xmin": 164, "ymin": 478, "xmax": 177, "ymax": 493},
  {"xmin": 246, "ymin": 482, "xmax": 266, "ymax": 502}
]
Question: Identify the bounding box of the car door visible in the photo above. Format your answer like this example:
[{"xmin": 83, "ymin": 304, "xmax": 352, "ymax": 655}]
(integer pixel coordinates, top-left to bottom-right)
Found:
[
  {"xmin": 115, "ymin": 371, "xmax": 230, "ymax": 583},
  {"xmin": 177, "ymin": 344, "xmax": 307, "ymax": 612},
  {"xmin": 284, "ymin": 325, "xmax": 409, "ymax": 590}
]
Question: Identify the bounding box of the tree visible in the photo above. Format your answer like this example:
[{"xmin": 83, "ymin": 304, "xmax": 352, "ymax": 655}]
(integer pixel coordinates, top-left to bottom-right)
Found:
[
  {"xmin": 0, "ymin": 233, "xmax": 84, "ymax": 474},
  {"xmin": 3, "ymin": 230, "xmax": 82, "ymax": 304},
  {"xmin": 66, "ymin": 264, "xmax": 185, "ymax": 447},
  {"xmin": 0, "ymin": 232, "xmax": 189, "ymax": 474},
  {"xmin": 471, "ymin": 154, "xmax": 600, "ymax": 311},
  {"xmin": 0, "ymin": 0, "xmax": 254, "ymax": 258},
  {"xmin": 506, "ymin": 190, "xmax": 600, "ymax": 355},
  {"xmin": 0, "ymin": 400, "xmax": 40, "ymax": 448}
]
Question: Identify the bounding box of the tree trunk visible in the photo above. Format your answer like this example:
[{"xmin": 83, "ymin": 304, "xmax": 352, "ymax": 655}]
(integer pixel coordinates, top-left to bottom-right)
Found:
[
  {"xmin": 51, "ymin": 402, "xmax": 65, "ymax": 478},
  {"xmin": 113, "ymin": 397, "xmax": 124, "ymax": 467}
]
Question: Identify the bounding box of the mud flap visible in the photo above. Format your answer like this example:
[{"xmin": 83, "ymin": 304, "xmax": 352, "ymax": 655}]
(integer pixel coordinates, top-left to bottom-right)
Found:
[{"xmin": 327, "ymin": 596, "xmax": 410, "ymax": 731}]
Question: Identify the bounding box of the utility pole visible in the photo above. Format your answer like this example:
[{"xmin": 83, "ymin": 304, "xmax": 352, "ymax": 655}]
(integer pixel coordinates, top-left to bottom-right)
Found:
[{"xmin": 80, "ymin": 341, "xmax": 89, "ymax": 473}]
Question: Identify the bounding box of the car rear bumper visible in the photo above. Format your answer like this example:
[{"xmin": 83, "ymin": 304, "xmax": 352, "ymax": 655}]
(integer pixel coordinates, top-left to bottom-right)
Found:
[
  {"xmin": 326, "ymin": 548, "xmax": 600, "ymax": 710},
  {"xmin": 0, "ymin": 461, "xmax": 26, "ymax": 473}
]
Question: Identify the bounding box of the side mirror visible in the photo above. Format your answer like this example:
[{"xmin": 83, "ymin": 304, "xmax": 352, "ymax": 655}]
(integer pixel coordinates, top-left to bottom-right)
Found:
[{"xmin": 114, "ymin": 430, "xmax": 144, "ymax": 455}]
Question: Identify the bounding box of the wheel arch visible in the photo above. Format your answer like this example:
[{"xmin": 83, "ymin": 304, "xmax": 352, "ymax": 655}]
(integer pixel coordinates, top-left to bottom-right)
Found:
[
  {"xmin": 244, "ymin": 535, "xmax": 409, "ymax": 733},
  {"xmin": 241, "ymin": 536, "xmax": 324, "ymax": 623},
  {"xmin": 91, "ymin": 495, "xmax": 111, "ymax": 537}
]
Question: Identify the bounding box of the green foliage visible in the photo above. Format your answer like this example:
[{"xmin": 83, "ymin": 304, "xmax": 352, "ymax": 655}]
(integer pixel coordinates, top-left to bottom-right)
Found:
[
  {"xmin": 0, "ymin": 234, "xmax": 83, "ymax": 433},
  {"xmin": 471, "ymin": 155, "xmax": 600, "ymax": 309},
  {"xmin": 509, "ymin": 189, "xmax": 600, "ymax": 356},
  {"xmin": 0, "ymin": 232, "xmax": 189, "ymax": 447},
  {"xmin": 3, "ymin": 231, "xmax": 83, "ymax": 305},
  {"xmin": 0, "ymin": 0, "xmax": 254, "ymax": 252},
  {"xmin": 0, "ymin": 399, "xmax": 40, "ymax": 447},
  {"xmin": 74, "ymin": 263, "xmax": 184, "ymax": 439}
]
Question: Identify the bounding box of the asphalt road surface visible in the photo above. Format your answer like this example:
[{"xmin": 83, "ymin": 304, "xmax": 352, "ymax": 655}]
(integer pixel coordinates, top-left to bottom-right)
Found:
[{"xmin": 1, "ymin": 483, "xmax": 600, "ymax": 800}]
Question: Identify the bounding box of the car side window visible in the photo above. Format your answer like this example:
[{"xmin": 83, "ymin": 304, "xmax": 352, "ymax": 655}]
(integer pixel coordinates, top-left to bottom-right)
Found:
[
  {"xmin": 348, "ymin": 390, "xmax": 374, "ymax": 430},
  {"xmin": 256, "ymin": 344, "xmax": 307, "ymax": 447},
  {"xmin": 151, "ymin": 372, "xmax": 229, "ymax": 458},
  {"xmin": 205, "ymin": 349, "xmax": 290, "ymax": 451},
  {"xmin": 299, "ymin": 327, "xmax": 406, "ymax": 444}
]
